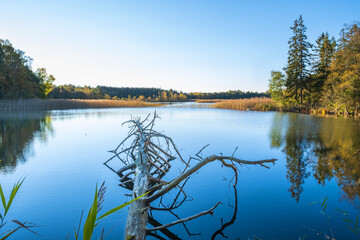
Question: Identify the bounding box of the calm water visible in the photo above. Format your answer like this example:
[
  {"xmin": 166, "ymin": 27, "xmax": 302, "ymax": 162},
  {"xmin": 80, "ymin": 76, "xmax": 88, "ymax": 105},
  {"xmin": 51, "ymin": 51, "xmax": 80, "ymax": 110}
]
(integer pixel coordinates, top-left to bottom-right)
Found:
[{"xmin": 0, "ymin": 105, "xmax": 359, "ymax": 239}]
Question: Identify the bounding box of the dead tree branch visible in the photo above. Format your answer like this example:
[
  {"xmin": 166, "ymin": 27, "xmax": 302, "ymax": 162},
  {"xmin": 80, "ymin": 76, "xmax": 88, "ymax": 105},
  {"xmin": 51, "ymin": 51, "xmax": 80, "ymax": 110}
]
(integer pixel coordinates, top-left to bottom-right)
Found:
[
  {"xmin": 146, "ymin": 202, "xmax": 221, "ymax": 232},
  {"xmin": 146, "ymin": 155, "xmax": 276, "ymax": 203},
  {"xmin": 105, "ymin": 113, "xmax": 277, "ymax": 240}
]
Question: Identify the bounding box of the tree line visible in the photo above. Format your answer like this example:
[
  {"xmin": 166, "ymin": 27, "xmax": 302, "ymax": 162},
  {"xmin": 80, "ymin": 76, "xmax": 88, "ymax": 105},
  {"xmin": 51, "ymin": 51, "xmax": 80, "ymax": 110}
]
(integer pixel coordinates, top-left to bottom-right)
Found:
[
  {"xmin": 269, "ymin": 16, "xmax": 360, "ymax": 116},
  {"xmin": 0, "ymin": 39, "xmax": 55, "ymax": 99},
  {"xmin": 49, "ymin": 85, "xmax": 188, "ymax": 101},
  {"xmin": 187, "ymin": 90, "xmax": 269, "ymax": 99},
  {"xmin": 50, "ymin": 86, "xmax": 268, "ymax": 101}
]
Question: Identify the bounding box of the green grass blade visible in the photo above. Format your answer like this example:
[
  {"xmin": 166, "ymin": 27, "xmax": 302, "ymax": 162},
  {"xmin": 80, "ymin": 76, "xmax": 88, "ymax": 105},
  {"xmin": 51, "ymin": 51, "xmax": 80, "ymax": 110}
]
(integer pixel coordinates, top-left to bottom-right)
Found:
[
  {"xmin": 83, "ymin": 187, "xmax": 98, "ymax": 240},
  {"xmin": 336, "ymin": 208, "xmax": 347, "ymax": 215},
  {"xmin": 0, "ymin": 227, "xmax": 21, "ymax": 240},
  {"xmin": 10, "ymin": 220, "xmax": 38, "ymax": 235},
  {"xmin": 321, "ymin": 196, "xmax": 328, "ymax": 208},
  {"xmin": 5, "ymin": 178, "xmax": 25, "ymax": 216},
  {"xmin": 347, "ymin": 226, "xmax": 360, "ymax": 235},
  {"xmin": 0, "ymin": 185, "xmax": 7, "ymax": 211},
  {"xmin": 343, "ymin": 218, "xmax": 353, "ymax": 224},
  {"xmin": 74, "ymin": 228, "xmax": 78, "ymax": 240},
  {"xmin": 97, "ymin": 191, "xmax": 149, "ymax": 221}
]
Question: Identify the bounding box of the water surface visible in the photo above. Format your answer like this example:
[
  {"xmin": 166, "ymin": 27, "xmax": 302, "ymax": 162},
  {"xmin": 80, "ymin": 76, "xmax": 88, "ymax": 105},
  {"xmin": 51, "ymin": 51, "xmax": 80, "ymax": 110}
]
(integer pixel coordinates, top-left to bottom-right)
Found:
[{"xmin": 0, "ymin": 106, "xmax": 359, "ymax": 239}]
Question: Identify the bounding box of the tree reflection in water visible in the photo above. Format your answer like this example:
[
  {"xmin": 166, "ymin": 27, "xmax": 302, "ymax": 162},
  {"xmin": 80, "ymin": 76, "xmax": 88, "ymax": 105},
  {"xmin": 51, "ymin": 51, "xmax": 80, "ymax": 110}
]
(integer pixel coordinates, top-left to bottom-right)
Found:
[
  {"xmin": 0, "ymin": 111, "xmax": 53, "ymax": 173},
  {"xmin": 270, "ymin": 113, "xmax": 360, "ymax": 204}
]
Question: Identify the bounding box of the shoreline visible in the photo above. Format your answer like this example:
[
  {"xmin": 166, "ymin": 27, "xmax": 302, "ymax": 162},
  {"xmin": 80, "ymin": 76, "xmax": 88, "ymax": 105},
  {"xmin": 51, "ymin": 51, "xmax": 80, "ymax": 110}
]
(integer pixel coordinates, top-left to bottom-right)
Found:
[
  {"xmin": 1, "ymin": 98, "xmax": 358, "ymax": 119},
  {"xmin": 0, "ymin": 99, "xmax": 162, "ymax": 111}
]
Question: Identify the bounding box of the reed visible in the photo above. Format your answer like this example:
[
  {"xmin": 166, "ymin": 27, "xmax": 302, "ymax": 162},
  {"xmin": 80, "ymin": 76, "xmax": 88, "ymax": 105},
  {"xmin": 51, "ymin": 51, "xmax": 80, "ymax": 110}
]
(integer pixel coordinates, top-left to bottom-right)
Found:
[
  {"xmin": 194, "ymin": 99, "xmax": 223, "ymax": 103},
  {"xmin": 0, "ymin": 178, "xmax": 38, "ymax": 239},
  {"xmin": 0, "ymin": 99, "xmax": 162, "ymax": 111},
  {"xmin": 214, "ymin": 97, "xmax": 277, "ymax": 111}
]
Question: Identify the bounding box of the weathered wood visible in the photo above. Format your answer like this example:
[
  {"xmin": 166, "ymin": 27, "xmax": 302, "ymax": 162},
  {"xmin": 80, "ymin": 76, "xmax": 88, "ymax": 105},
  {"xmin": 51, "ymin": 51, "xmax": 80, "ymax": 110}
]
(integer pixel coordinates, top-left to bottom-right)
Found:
[
  {"xmin": 106, "ymin": 114, "xmax": 277, "ymax": 239},
  {"xmin": 124, "ymin": 122, "xmax": 150, "ymax": 240}
]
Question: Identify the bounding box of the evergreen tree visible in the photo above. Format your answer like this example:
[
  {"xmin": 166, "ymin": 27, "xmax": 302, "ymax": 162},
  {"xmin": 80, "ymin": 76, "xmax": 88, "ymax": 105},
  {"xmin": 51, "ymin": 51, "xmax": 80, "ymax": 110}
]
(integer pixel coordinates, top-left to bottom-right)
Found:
[
  {"xmin": 310, "ymin": 32, "xmax": 336, "ymax": 106},
  {"xmin": 284, "ymin": 15, "xmax": 312, "ymax": 106}
]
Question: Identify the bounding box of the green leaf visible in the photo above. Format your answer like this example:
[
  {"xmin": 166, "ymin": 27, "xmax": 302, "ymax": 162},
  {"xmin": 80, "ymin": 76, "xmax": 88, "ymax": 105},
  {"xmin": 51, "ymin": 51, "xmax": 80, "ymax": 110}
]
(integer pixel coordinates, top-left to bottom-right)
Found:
[
  {"xmin": 0, "ymin": 227, "xmax": 21, "ymax": 240},
  {"xmin": 336, "ymin": 208, "xmax": 347, "ymax": 215},
  {"xmin": 97, "ymin": 191, "xmax": 149, "ymax": 221},
  {"xmin": 320, "ymin": 211, "xmax": 325, "ymax": 216},
  {"xmin": 83, "ymin": 187, "xmax": 98, "ymax": 240},
  {"xmin": 74, "ymin": 228, "xmax": 78, "ymax": 240},
  {"xmin": 321, "ymin": 196, "xmax": 328, "ymax": 208},
  {"xmin": 347, "ymin": 226, "xmax": 360, "ymax": 236},
  {"xmin": 343, "ymin": 218, "xmax": 353, "ymax": 224},
  {"xmin": 5, "ymin": 178, "xmax": 24, "ymax": 216},
  {"xmin": 323, "ymin": 203, "xmax": 328, "ymax": 211},
  {"xmin": 308, "ymin": 201, "xmax": 318, "ymax": 205},
  {"xmin": 0, "ymin": 185, "xmax": 6, "ymax": 211}
]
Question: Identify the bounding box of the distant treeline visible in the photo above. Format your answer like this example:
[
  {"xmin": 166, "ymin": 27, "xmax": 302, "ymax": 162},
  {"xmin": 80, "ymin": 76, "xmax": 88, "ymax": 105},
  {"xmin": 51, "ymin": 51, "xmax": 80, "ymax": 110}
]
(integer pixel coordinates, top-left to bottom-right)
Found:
[
  {"xmin": 187, "ymin": 90, "xmax": 269, "ymax": 99},
  {"xmin": 49, "ymin": 85, "xmax": 268, "ymax": 101},
  {"xmin": 0, "ymin": 39, "xmax": 55, "ymax": 99},
  {"xmin": 269, "ymin": 16, "xmax": 360, "ymax": 116},
  {"xmin": 49, "ymin": 85, "xmax": 188, "ymax": 101}
]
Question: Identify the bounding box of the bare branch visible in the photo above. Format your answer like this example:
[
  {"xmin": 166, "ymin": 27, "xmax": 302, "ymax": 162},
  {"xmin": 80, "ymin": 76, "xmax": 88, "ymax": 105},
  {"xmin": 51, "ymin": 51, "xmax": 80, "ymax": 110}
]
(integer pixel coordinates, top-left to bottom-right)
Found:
[
  {"xmin": 147, "ymin": 155, "xmax": 276, "ymax": 203},
  {"xmin": 146, "ymin": 202, "xmax": 221, "ymax": 232},
  {"xmin": 196, "ymin": 144, "xmax": 210, "ymax": 159},
  {"xmin": 116, "ymin": 163, "xmax": 136, "ymax": 175}
]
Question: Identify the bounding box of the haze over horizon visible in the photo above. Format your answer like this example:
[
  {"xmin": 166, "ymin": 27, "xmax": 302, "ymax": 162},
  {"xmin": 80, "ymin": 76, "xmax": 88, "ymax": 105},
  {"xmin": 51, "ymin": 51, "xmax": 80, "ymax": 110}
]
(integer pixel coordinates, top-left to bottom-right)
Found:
[{"xmin": 0, "ymin": 0, "xmax": 359, "ymax": 93}]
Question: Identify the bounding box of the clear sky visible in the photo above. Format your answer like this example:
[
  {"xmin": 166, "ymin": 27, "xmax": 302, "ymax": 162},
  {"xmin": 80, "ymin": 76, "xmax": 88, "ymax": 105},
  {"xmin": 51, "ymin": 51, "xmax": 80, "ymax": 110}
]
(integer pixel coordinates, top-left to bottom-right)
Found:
[{"xmin": 0, "ymin": 0, "xmax": 359, "ymax": 92}]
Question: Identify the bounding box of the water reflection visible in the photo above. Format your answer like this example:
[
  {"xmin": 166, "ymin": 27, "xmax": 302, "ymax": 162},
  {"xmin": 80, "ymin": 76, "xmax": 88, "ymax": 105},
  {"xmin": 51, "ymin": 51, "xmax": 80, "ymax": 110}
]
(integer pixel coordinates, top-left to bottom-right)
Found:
[
  {"xmin": 270, "ymin": 113, "xmax": 360, "ymax": 204},
  {"xmin": 0, "ymin": 112, "xmax": 53, "ymax": 173}
]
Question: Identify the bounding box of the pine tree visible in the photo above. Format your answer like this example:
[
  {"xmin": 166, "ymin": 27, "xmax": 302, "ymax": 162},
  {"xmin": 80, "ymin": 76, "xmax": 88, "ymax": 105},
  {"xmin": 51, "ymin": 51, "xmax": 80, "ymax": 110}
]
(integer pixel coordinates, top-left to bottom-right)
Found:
[
  {"xmin": 310, "ymin": 32, "xmax": 336, "ymax": 106},
  {"xmin": 284, "ymin": 15, "xmax": 312, "ymax": 106}
]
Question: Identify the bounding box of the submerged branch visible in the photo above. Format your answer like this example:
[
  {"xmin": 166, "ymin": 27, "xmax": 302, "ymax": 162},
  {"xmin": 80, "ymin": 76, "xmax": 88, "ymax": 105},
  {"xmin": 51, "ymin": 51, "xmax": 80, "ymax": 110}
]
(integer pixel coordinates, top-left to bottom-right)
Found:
[{"xmin": 146, "ymin": 202, "xmax": 221, "ymax": 232}]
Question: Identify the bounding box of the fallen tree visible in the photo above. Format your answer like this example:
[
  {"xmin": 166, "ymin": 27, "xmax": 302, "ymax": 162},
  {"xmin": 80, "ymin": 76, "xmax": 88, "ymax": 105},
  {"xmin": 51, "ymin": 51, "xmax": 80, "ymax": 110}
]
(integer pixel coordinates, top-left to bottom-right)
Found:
[{"xmin": 105, "ymin": 113, "xmax": 276, "ymax": 240}]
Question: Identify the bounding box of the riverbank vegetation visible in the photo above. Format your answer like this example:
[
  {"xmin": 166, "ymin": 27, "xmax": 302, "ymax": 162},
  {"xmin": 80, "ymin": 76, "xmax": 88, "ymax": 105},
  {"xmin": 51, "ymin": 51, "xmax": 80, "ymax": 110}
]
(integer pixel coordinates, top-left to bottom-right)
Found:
[
  {"xmin": 213, "ymin": 97, "xmax": 276, "ymax": 111},
  {"xmin": 187, "ymin": 90, "xmax": 268, "ymax": 100},
  {"xmin": 269, "ymin": 16, "xmax": 360, "ymax": 116},
  {"xmin": 0, "ymin": 99, "xmax": 160, "ymax": 111}
]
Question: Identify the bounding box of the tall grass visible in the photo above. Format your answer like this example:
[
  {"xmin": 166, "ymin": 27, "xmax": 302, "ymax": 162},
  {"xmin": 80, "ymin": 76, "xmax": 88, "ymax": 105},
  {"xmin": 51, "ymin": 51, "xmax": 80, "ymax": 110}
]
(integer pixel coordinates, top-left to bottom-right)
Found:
[
  {"xmin": 0, "ymin": 178, "xmax": 38, "ymax": 240},
  {"xmin": 0, "ymin": 99, "xmax": 162, "ymax": 111},
  {"xmin": 214, "ymin": 97, "xmax": 277, "ymax": 111},
  {"xmin": 70, "ymin": 182, "xmax": 149, "ymax": 240},
  {"xmin": 194, "ymin": 99, "xmax": 223, "ymax": 103}
]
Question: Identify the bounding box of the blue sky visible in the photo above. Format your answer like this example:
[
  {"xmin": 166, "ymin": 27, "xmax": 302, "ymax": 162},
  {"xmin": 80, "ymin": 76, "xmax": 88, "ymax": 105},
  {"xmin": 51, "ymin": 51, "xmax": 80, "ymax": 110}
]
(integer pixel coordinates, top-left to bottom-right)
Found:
[{"xmin": 0, "ymin": 0, "xmax": 359, "ymax": 92}]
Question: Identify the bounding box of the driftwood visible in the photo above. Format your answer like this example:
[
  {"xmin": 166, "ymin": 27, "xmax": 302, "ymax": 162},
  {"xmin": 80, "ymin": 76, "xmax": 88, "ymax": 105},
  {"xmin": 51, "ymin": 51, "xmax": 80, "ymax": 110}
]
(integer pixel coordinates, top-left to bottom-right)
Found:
[{"xmin": 105, "ymin": 113, "xmax": 276, "ymax": 240}]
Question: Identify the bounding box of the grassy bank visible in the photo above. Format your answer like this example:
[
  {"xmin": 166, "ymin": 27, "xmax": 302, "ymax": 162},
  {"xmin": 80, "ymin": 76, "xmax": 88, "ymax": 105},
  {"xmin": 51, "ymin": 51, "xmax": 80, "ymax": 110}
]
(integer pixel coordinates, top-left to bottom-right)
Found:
[
  {"xmin": 0, "ymin": 99, "xmax": 162, "ymax": 111},
  {"xmin": 213, "ymin": 97, "xmax": 276, "ymax": 111},
  {"xmin": 194, "ymin": 99, "xmax": 223, "ymax": 103}
]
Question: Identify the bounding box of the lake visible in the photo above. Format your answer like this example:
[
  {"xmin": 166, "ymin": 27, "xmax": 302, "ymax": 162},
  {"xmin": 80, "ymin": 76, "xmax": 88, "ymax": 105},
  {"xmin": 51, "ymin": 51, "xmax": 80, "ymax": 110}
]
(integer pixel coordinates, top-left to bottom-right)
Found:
[{"xmin": 0, "ymin": 105, "xmax": 359, "ymax": 239}]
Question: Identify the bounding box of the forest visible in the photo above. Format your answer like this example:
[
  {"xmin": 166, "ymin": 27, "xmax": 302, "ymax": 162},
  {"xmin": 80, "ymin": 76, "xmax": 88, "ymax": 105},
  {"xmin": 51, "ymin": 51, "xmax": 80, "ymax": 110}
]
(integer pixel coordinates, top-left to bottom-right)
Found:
[
  {"xmin": 269, "ymin": 16, "xmax": 360, "ymax": 116},
  {"xmin": 0, "ymin": 39, "xmax": 54, "ymax": 99}
]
